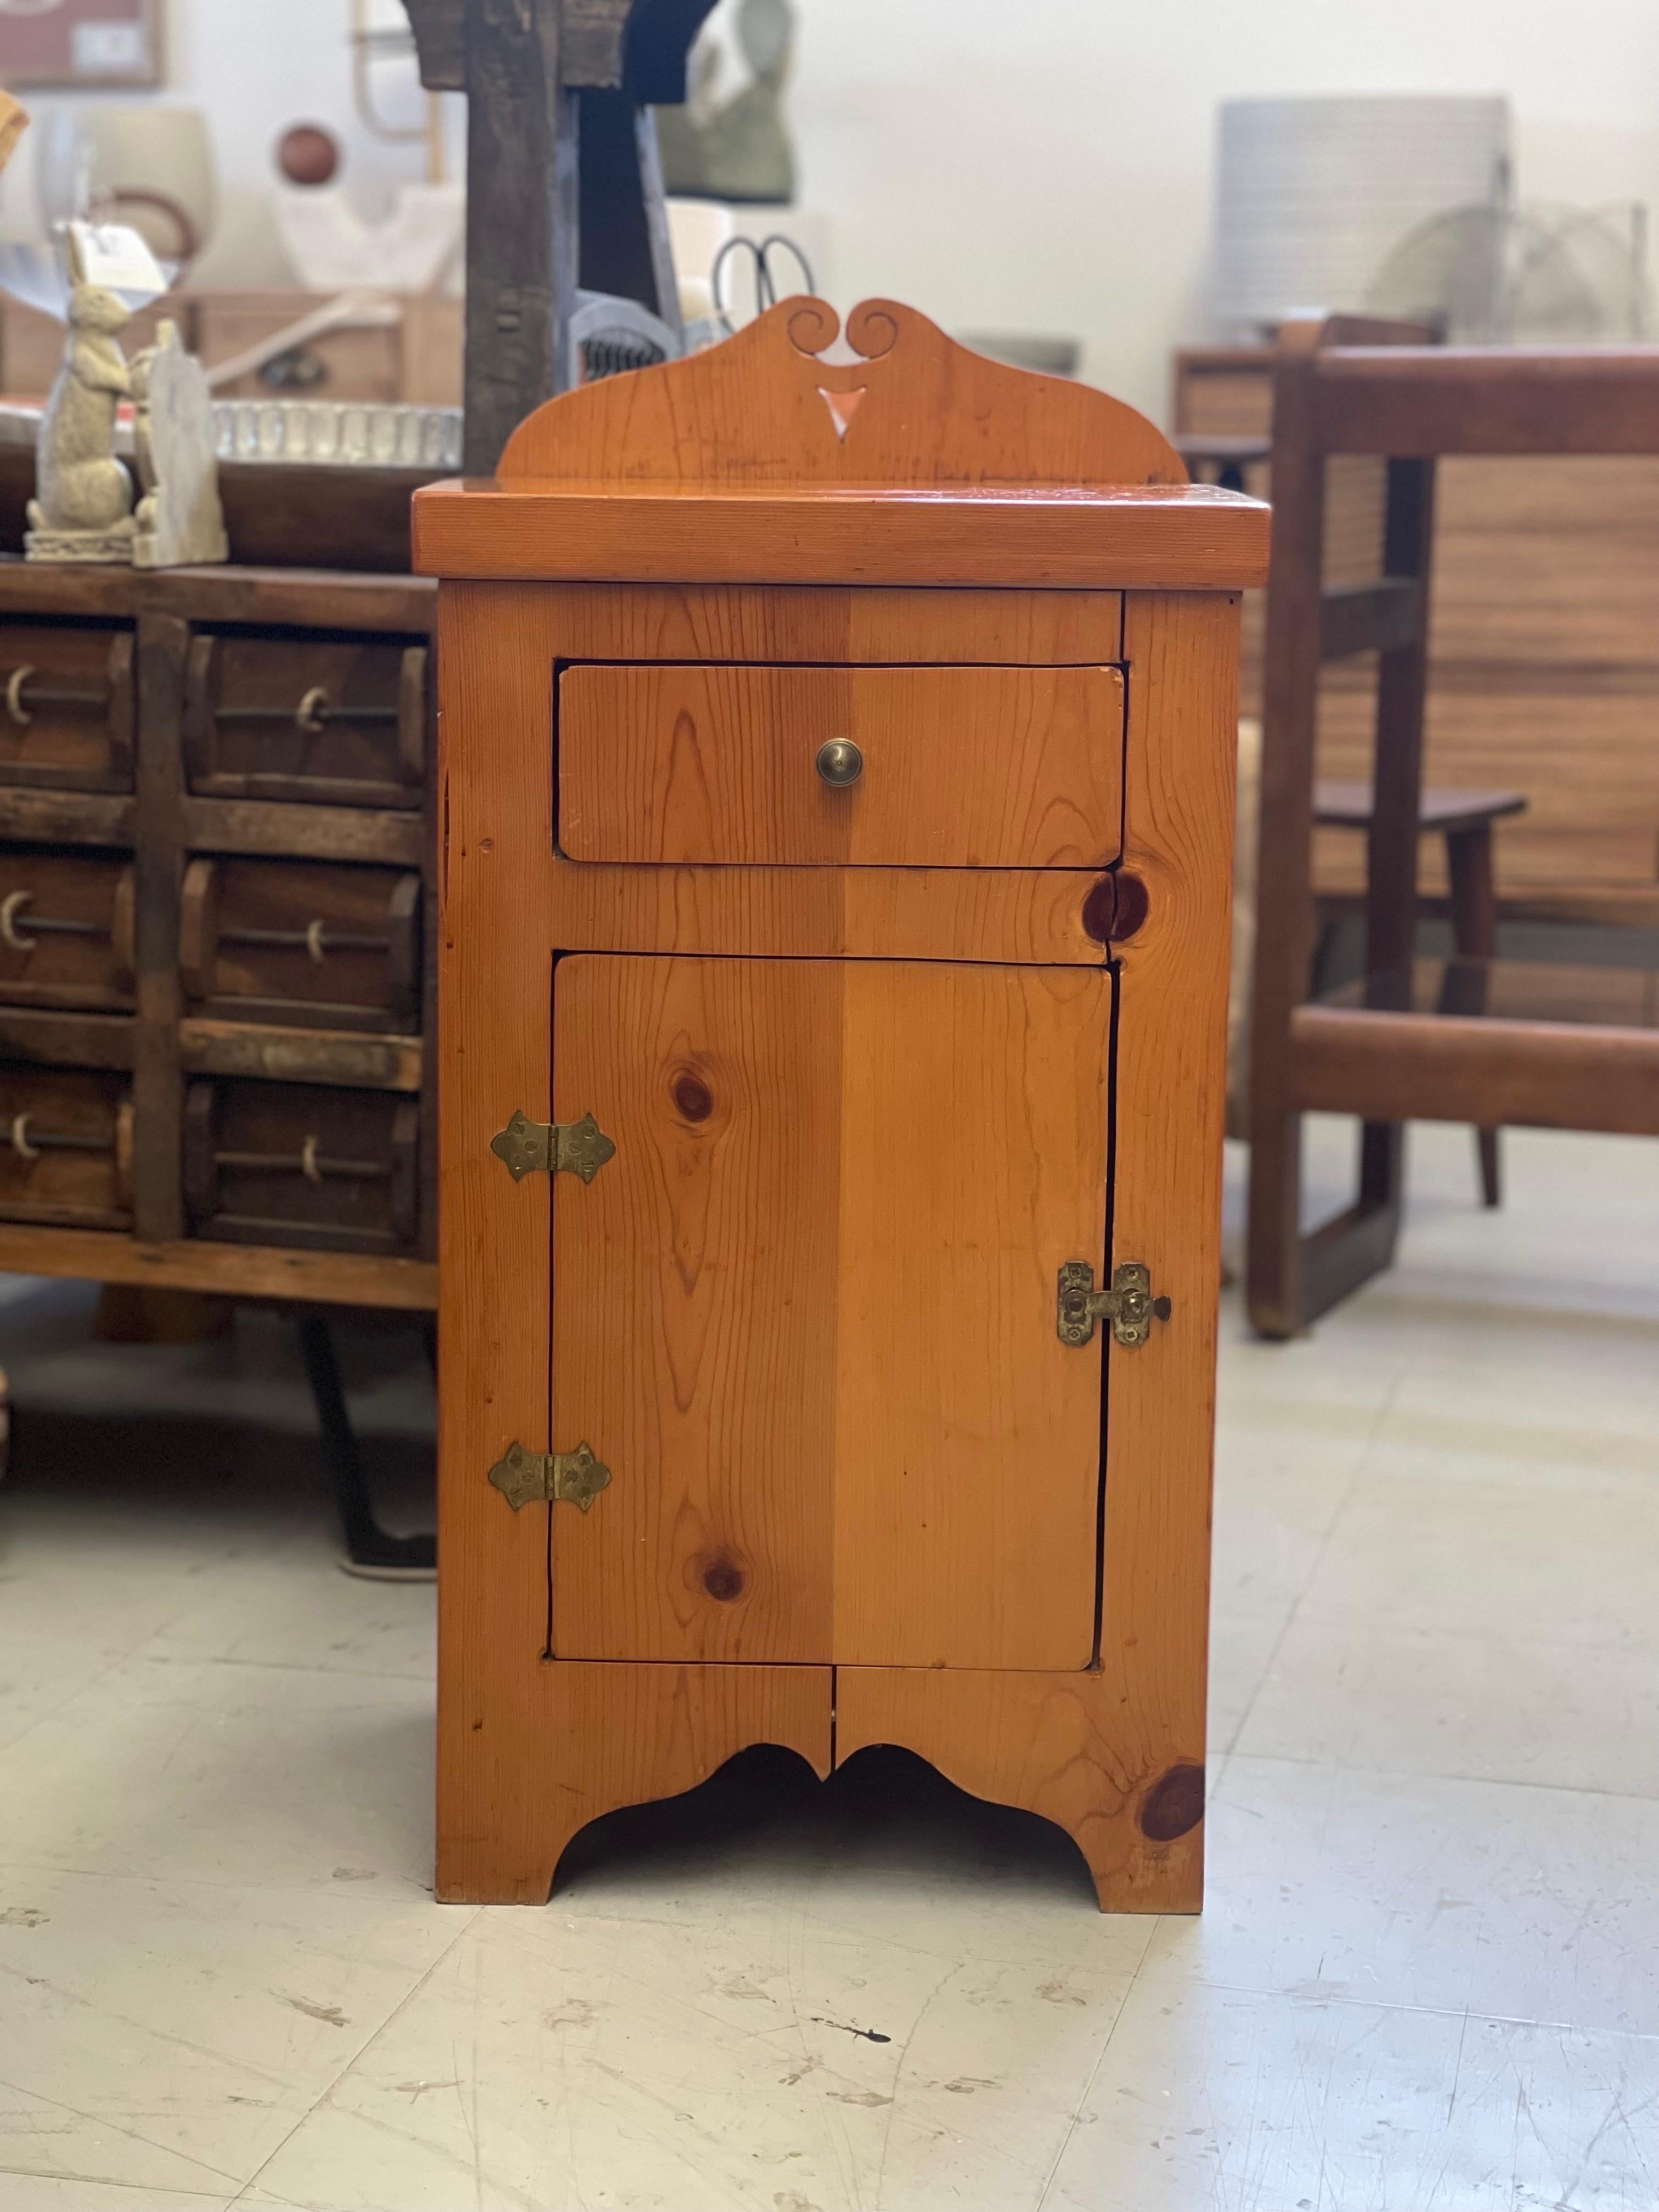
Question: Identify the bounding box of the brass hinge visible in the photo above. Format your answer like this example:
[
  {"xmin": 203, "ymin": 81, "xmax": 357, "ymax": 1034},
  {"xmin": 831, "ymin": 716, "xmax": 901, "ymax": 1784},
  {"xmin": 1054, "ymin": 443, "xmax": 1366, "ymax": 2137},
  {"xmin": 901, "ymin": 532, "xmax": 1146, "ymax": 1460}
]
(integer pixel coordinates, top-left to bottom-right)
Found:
[
  {"xmin": 490, "ymin": 1108, "xmax": 615, "ymax": 1183},
  {"xmin": 488, "ymin": 1438, "xmax": 612, "ymax": 1512},
  {"xmin": 1056, "ymin": 1260, "xmax": 1171, "ymax": 1348}
]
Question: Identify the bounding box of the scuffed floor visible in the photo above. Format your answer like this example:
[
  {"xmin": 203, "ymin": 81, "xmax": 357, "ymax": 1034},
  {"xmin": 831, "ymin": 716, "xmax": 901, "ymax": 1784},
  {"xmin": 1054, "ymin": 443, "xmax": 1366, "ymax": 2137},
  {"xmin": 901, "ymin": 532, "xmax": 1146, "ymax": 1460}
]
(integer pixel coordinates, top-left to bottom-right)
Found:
[{"xmin": 0, "ymin": 1116, "xmax": 1656, "ymax": 2210}]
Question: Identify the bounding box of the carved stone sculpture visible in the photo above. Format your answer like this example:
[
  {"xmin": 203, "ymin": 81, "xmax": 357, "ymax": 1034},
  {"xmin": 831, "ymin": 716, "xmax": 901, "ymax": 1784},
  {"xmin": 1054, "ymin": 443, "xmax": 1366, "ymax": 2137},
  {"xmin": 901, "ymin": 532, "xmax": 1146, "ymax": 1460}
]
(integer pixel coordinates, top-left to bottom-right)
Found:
[
  {"xmin": 25, "ymin": 229, "xmax": 139, "ymax": 565},
  {"xmin": 132, "ymin": 319, "xmax": 228, "ymax": 570},
  {"xmin": 657, "ymin": 0, "xmax": 796, "ymax": 205}
]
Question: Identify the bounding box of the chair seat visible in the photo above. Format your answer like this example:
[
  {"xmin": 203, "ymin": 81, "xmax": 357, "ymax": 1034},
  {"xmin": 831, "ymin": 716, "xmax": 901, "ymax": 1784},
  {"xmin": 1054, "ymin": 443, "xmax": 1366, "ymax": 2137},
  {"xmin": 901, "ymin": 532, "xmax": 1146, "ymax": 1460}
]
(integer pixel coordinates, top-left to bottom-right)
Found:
[
  {"xmin": 1318, "ymin": 954, "xmax": 1659, "ymax": 1029},
  {"xmin": 1314, "ymin": 781, "xmax": 1528, "ymax": 835}
]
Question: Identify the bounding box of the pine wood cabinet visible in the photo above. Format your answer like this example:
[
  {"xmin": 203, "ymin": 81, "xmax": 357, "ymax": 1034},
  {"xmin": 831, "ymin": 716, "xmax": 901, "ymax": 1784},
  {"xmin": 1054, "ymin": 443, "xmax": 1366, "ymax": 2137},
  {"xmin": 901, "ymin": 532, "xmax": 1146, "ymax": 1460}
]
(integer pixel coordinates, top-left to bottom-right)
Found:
[{"xmin": 417, "ymin": 298, "xmax": 1268, "ymax": 1909}]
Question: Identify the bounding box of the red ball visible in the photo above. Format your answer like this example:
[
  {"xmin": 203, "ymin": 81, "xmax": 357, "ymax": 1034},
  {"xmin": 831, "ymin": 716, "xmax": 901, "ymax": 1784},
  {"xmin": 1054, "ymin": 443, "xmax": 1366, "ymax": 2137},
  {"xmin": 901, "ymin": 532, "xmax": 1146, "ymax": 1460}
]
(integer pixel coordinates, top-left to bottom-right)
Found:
[{"xmin": 276, "ymin": 123, "xmax": 341, "ymax": 188}]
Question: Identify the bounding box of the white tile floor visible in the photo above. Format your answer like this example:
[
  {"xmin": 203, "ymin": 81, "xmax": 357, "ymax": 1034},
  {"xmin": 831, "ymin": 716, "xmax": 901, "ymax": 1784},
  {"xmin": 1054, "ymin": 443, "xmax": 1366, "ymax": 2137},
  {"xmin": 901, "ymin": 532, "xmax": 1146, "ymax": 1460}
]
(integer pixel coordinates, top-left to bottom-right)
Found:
[{"xmin": 0, "ymin": 1117, "xmax": 1656, "ymax": 2210}]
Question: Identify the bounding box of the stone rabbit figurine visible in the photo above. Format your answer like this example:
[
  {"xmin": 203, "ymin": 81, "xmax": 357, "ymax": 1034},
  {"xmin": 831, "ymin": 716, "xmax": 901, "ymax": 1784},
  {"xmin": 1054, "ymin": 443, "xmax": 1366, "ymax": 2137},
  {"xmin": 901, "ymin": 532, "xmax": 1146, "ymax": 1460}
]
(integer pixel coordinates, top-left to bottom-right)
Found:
[{"xmin": 25, "ymin": 227, "xmax": 148, "ymax": 563}]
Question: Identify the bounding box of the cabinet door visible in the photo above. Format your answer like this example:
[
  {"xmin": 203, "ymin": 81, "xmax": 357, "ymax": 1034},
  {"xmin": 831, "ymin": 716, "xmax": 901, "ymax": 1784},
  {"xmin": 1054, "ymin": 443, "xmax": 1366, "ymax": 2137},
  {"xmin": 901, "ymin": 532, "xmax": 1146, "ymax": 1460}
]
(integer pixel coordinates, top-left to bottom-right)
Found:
[{"xmin": 550, "ymin": 955, "xmax": 1112, "ymax": 1670}]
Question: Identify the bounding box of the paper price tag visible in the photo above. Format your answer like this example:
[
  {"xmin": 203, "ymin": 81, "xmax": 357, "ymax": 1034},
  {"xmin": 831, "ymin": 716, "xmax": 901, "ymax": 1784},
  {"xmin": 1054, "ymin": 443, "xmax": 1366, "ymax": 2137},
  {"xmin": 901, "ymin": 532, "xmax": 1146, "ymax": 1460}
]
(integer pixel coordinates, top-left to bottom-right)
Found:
[{"xmin": 69, "ymin": 218, "xmax": 168, "ymax": 303}]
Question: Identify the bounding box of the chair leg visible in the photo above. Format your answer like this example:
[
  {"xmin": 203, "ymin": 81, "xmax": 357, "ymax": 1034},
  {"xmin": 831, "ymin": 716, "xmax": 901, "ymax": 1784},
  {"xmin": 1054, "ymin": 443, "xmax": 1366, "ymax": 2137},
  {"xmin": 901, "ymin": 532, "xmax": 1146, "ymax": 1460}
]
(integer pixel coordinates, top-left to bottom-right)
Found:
[
  {"xmin": 1444, "ymin": 822, "xmax": 1502, "ymax": 1209},
  {"xmin": 1476, "ymin": 1127, "xmax": 1502, "ymax": 1209}
]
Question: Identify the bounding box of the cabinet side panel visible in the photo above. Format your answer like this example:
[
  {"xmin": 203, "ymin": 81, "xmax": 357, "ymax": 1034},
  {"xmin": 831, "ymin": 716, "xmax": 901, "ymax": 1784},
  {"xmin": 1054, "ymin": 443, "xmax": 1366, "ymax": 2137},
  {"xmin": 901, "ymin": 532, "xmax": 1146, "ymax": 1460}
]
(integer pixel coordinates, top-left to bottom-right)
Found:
[
  {"xmin": 1094, "ymin": 590, "xmax": 1239, "ymax": 1911},
  {"xmin": 551, "ymin": 955, "xmax": 841, "ymax": 1663},
  {"xmin": 436, "ymin": 584, "xmax": 560, "ymax": 1902},
  {"xmin": 833, "ymin": 962, "xmax": 1111, "ymax": 1671}
]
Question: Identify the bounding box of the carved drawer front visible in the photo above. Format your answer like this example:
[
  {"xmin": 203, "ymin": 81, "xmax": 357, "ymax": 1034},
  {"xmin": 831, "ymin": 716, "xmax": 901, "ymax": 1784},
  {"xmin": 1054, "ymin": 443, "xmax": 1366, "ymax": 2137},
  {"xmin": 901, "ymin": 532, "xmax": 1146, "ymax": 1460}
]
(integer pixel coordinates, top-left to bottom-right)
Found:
[
  {"xmin": 0, "ymin": 623, "xmax": 134, "ymax": 792},
  {"xmin": 183, "ymin": 630, "xmax": 426, "ymax": 809},
  {"xmin": 0, "ymin": 851, "xmax": 135, "ymax": 1009},
  {"xmin": 557, "ymin": 663, "xmax": 1126, "ymax": 867},
  {"xmin": 0, "ymin": 1066, "xmax": 134, "ymax": 1229},
  {"xmin": 184, "ymin": 1079, "xmax": 419, "ymax": 1252},
  {"xmin": 180, "ymin": 857, "xmax": 421, "ymax": 1031}
]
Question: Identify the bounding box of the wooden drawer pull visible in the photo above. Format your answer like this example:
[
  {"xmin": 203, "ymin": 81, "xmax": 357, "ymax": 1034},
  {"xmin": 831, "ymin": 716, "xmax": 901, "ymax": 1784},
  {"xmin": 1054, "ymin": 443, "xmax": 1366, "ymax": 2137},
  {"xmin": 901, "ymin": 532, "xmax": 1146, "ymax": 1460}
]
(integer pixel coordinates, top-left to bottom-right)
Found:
[
  {"xmin": 213, "ymin": 1142, "xmax": 393, "ymax": 1182},
  {"xmin": 215, "ymin": 686, "xmax": 400, "ymax": 735},
  {"xmin": 216, "ymin": 919, "xmax": 393, "ymax": 962},
  {"xmin": 0, "ymin": 889, "xmax": 104, "ymax": 953},
  {"xmin": 2, "ymin": 665, "xmax": 111, "ymax": 727},
  {"xmin": 7, "ymin": 1113, "xmax": 112, "ymax": 1163}
]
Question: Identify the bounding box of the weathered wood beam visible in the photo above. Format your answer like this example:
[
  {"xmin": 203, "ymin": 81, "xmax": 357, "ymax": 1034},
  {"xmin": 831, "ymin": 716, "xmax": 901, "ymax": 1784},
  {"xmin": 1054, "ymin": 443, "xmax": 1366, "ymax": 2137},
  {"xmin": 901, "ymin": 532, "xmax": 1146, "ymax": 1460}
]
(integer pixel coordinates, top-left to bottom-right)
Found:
[
  {"xmin": 462, "ymin": 0, "xmax": 578, "ymax": 475},
  {"xmin": 402, "ymin": 0, "xmax": 464, "ymax": 89}
]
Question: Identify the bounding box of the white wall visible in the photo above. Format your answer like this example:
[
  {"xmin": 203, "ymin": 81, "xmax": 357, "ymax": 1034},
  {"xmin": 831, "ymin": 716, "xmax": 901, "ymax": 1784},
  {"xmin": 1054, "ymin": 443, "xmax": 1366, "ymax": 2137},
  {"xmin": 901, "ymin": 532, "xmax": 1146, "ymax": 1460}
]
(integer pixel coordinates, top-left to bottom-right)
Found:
[
  {"xmin": 0, "ymin": 0, "xmax": 460, "ymax": 287},
  {"xmin": 4, "ymin": 0, "xmax": 1657, "ymax": 423},
  {"xmin": 783, "ymin": 0, "xmax": 1659, "ymax": 418}
]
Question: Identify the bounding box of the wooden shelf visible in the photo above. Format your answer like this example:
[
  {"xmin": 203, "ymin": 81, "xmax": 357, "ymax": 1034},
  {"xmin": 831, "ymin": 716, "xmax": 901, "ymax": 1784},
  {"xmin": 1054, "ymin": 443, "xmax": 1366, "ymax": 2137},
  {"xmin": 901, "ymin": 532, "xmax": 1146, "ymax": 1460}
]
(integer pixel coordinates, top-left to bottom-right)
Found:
[{"xmin": 0, "ymin": 1221, "xmax": 435, "ymax": 1308}]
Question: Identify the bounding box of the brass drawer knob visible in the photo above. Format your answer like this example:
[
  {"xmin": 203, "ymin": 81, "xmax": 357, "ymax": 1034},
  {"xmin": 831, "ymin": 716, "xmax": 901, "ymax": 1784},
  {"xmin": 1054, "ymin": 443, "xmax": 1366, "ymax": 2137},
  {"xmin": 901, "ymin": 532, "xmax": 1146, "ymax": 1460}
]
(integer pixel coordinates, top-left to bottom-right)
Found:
[{"xmin": 815, "ymin": 737, "xmax": 864, "ymax": 787}]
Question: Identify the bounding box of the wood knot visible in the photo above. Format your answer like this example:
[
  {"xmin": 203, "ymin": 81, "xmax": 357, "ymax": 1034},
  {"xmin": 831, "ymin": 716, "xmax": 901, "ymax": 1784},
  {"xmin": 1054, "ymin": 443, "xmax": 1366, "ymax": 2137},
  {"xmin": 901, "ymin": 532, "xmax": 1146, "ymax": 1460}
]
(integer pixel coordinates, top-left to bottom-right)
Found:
[
  {"xmin": 699, "ymin": 1553, "xmax": 746, "ymax": 1603},
  {"xmin": 1082, "ymin": 870, "xmax": 1150, "ymax": 947},
  {"xmin": 1139, "ymin": 1763, "xmax": 1205, "ymax": 1842},
  {"xmin": 672, "ymin": 1069, "xmax": 714, "ymax": 1123}
]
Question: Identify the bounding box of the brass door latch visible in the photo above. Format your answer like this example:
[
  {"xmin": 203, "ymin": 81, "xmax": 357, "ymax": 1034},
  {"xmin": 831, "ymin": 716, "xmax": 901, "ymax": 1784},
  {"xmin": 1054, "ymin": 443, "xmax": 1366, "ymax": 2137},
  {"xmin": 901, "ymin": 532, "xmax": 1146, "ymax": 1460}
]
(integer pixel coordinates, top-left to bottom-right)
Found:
[
  {"xmin": 1056, "ymin": 1260, "xmax": 1171, "ymax": 1348},
  {"xmin": 488, "ymin": 1439, "xmax": 612, "ymax": 1511},
  {"xmin": 490, "ymin": 1109, "xmax": 615, "ymax": 1183}
]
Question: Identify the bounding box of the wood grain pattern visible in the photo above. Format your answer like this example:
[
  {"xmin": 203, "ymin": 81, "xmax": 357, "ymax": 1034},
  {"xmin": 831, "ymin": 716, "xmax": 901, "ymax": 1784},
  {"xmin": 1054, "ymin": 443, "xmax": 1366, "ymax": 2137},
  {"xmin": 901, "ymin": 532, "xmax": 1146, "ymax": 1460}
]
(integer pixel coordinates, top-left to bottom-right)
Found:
[
  {"xmin": 441, "ymin": 578, "xmax": 1125, "ymax": 668},
  {"xmin": 0, "ymin": 1066, "xmax": 133, "ymax": 1231},
  {"xmin": 0, "ymin": 1222, "xmax": 435, "ymax": 1306},
  {"xmin": 1088, "ymin": 591, "xmax": 1239, "ymax": 1909},
  {"xmin": 543, "ymin": 853, "xmax": 1108, "ymax": 966},
  {"xmin": 498, "ymin": 296, "xmax": 1184, "ymax": 489},
  {"xmin": 833, "ymin": 962, "xmax": 1110, "ymax": 1670},
  {"xmin": 558, "ymin": 663, "xmax": 1124, "ymax": 869},
  {"xmin": 547, "ymin": 957, "xmax": 1110, "ymax": 1671},
  {"xmin": 0, "ymin": 852, "xmax": 135, "ymax": 1009},
  {"xmin": 550, "ymin": 954, "xmax": 841, "ymax": 1663},
  {"xmin": 835, "ymin": 1668, "xmax": 1205, "ymax": 1912},
  {"xmin": 0, "ymin": 560, "xmax": 435, "ymax": 633},
  {"xmin": 416, "ymin": 480, "xmax": 1268, "ymax": 593},
  {"xmin": 1292, "ymin": 1005, "xmax": 1659, "ymax": 1136},
  {"xmin": 178, "ymin": 1018, "xmax": 422, "ymax": 1093},
  {"xmin": 433, "ymin": 312, "xmax": 1244, "ymax": 1904},
  {"xmin": 435, "ymin": 582, "xmax": 562, "ymax": 1904},
  {"xmin": 439, "ymin": 1662, "xmax": 832, "ymax": 1906}
]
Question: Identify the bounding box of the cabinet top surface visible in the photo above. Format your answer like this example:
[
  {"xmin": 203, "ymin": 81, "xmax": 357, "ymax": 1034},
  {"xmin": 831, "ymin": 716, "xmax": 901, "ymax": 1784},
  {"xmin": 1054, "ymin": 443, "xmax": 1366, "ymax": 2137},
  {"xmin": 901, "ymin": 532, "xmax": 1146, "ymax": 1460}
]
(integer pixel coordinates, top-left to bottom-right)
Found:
[{"xmin": 414, "ymin": 297, "xmax": 1268, "ymax": 592}]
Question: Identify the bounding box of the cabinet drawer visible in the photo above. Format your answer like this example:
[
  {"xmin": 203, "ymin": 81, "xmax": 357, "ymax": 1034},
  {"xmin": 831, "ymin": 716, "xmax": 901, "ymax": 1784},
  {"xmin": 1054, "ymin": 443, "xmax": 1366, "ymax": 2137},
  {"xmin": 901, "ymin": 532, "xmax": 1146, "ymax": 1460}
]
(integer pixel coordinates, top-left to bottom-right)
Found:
[
  {"xmin": 184, "ymin": 1079, "xmax": 419, "ymax": 1252},
  {"xmin": 184, "ymin": 631, "xmax": 426, "ymax": 809},
  {"xmin": 0, "ymin": 624, "xmax": 133, "ymax": 792},
  {"xmin": 0, "ymin": 851, "xmax": 134, "ymax": 1009},
  {"xmin": 180, "ymin": 857, "xmax": 421, "ymax": 1031},
  {"xmin": 557, "ymin": 663, "xmax": 1125, "ymax": 867},
  {"xmin": 0, "ymin": 1065, "xmax": 133, "ymax": 1229}
]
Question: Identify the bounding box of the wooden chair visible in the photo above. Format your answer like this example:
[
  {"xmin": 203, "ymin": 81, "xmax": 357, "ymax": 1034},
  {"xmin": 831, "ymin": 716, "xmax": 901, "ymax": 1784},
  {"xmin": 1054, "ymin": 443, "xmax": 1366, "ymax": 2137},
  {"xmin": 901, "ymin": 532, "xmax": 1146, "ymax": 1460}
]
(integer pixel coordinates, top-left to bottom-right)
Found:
[
  {"xmin": 1180, "ymin": 375, "xmax": 1527, "ymax": 1210},
  {"xmin": 1312, "ymin": 780, "xmax": 1526, "ymax": 1207},
  {"xmin": 1245, "ymin": 319, "xmax": 1659, "ymax": 1337}
]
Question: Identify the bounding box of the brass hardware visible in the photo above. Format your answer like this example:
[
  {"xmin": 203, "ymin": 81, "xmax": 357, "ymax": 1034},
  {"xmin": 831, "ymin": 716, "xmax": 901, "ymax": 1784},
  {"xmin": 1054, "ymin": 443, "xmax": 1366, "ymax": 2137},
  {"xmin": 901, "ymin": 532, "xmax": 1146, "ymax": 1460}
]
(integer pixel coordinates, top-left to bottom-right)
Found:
[
  {"xmin": 815, "ymin": 737, "xmax": 864, "ymax": 787},
  {"xmin": 488, "ymin": 1438, "xmax": 612, "ymax": 1513},
  {"xmin": 9, "ymin": 1113, "xmax": 37, "ymax": 1163},
  {"xmin": 490, "ymin": 1107, "xmax": 616, "ymax": 1183},
  {"xmin": 5, "ymin": 665, "xmax": 34, "ymax": 726},
  {"xmin": 296, "ymin": 685, "xmax": 330, "ymax": 737},
  {"xmin": 1056, "ymin": 1260, "xmax": 1171, "ymax": 1348}
]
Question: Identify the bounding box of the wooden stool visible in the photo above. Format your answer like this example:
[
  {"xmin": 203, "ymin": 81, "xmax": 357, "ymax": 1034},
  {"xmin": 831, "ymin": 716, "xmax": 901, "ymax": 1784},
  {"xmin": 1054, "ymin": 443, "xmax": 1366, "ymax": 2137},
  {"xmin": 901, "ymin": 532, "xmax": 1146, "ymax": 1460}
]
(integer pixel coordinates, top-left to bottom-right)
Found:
[{"xmin": 1314, "ymin": 780, "xmax": 1527, "ymax": 1206}]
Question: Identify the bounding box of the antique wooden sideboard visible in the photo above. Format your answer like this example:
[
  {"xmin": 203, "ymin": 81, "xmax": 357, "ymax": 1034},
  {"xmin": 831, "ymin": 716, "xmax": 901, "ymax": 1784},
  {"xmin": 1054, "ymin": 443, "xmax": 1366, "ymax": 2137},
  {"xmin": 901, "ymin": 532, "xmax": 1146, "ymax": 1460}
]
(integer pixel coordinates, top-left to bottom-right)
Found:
[
  {"xmin": 417, "ymin": 297, "xmax": 1268, "ymax": 1908},
  {"xmin": 0, "ymin": 557, "xmax": 439, "ymax": 1557},
  {"xmin": 0, "ymin": 560, "xmax": 437, "ymax": 1307}
]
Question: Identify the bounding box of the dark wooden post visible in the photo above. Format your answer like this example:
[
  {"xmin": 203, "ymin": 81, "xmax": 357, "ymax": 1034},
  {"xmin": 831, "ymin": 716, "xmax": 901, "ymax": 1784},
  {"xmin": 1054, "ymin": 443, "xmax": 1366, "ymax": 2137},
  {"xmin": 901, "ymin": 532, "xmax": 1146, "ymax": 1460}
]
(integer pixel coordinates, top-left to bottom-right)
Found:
[{"xmin": 403, "ymin": 0, "xmax": 717, "ymax": 476}]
